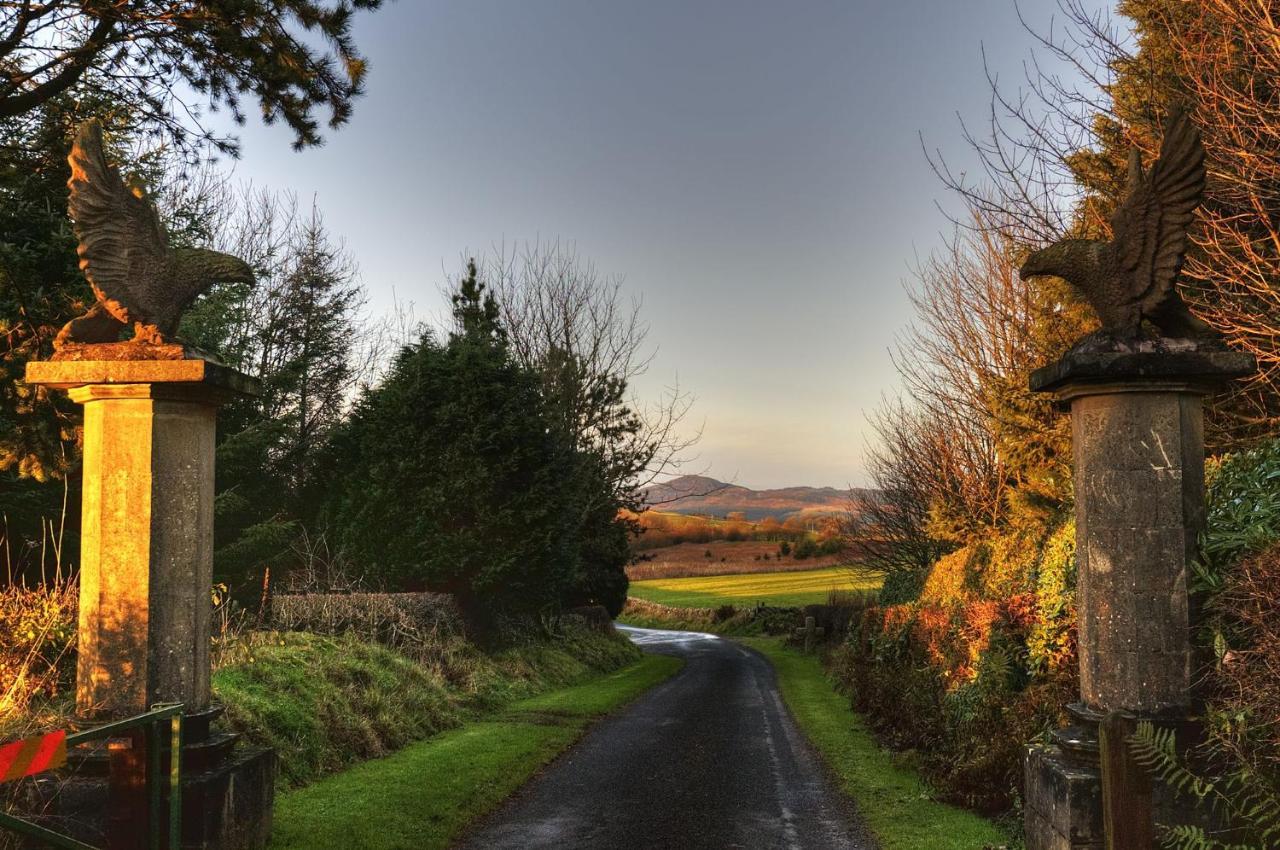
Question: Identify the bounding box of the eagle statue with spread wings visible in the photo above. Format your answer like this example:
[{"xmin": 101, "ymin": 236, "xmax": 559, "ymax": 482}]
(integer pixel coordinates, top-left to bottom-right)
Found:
[
  {"xmin": 56, "ymin": 120, "xmax": 254, "ymax": 350},
  {"xmin": 1019, "ymin": 109, "xmax": 1211, "ymax": 341}
]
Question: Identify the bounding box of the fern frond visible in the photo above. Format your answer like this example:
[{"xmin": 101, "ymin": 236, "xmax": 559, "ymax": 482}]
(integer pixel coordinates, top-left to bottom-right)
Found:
[
  {"xmin": 1158, "ymin": 823, "xmax": 1256, "ymax": 850},
  {"xmin": 1131, "ymin": 723, "xmax": 1280, "ymax": 850},
  {"xmin": 1131, "ymin": 721, "xmax": 1215, "ymax": 799}
]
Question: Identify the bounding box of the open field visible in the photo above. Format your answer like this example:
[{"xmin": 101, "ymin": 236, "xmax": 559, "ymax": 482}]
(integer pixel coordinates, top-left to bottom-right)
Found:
[
  {"xmin": 267, "ymin": 654, "xmax": 682, "ymax": 850},
  {"xmin": 627, "ymin": 565, "xmax": 881, "ymax": 608},
  {"xmin": 627, "ymin": 540, "xmax": 847, "ymax": 580},
  {"xmin": 741, "ymin": 638, "xmax": 1007, "ymax": 850}
]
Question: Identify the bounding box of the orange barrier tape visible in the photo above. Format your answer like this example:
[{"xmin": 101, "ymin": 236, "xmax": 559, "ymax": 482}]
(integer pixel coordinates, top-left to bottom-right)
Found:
[{"xmin": 0, "ymin": 730, "xmax": 67, "ymax": 782}]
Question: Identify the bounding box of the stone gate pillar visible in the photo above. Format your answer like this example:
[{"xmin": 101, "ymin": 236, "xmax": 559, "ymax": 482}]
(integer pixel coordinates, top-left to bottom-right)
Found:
[
  {"xmin": 27, "ymin": 354, "xmax": 256, "ymax": 719},
  {"xmin": 26, "ymin": 349, "xmax": 275, "ymax": 850},
  {"xmin": 1022, "ymin": 343, "xmax": 1254, "ymax": 850}
]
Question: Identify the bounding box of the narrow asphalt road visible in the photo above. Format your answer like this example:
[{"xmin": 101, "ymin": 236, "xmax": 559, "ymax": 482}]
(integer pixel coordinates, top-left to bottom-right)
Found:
[{"xmin": 456, "ymin": 626, "xmax": 876, "ymax": 850}]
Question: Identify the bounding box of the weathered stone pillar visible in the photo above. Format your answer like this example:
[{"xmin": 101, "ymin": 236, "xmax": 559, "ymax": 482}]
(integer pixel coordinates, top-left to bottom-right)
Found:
[
  {"xmin": 26, "ymin": 350, "xmax": 276, "ymax": 850},
  {"xmin": 1022, "ymin": 343, "xmax": 1254, "ymax": 850},
  {"xmin": 27, "ymin": 355, "xmax": 257, "ymax": 719}
]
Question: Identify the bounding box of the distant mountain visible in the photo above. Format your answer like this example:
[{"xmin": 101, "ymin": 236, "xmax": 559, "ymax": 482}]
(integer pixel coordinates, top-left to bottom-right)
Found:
[{"xmin": 642, "ymin": 475, "xmax": 876, "ymax": 522}]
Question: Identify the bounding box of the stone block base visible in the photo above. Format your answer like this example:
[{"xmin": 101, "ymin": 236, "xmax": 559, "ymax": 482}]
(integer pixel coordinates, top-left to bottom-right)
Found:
[
  {"xmin": 1024, "ymin": 743, "xmax": 1103, "ymax": 849},
  {"xmin": 25, "ymin": 745, "xmax": 274, "ymax": 849},
  {"xmin": 182, "ymin": 746, "xmax": 276, "ymax": 850}
]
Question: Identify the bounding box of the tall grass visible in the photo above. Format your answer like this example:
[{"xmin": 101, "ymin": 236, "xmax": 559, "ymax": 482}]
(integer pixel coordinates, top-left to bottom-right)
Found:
[
  {"xmin": 0, "ymin": 506, "xmax": 79, "ymax": 850},
  {"xmin": 0, "ymin": 578, "xmax": 76, "ymax": 735},
  {"xmin": 1, "ymin": 497, "xmax": 78, "ymax": 739}
]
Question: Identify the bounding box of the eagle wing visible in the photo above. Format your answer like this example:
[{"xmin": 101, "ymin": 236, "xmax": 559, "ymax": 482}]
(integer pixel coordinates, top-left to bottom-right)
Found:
[
  {"xmin": 1108, "ymin": 109, "xmax": 1205, "ymax": 306},
  {"xmin": 67, "ymin": 121, "xmax": 169, "ymax": 322}
]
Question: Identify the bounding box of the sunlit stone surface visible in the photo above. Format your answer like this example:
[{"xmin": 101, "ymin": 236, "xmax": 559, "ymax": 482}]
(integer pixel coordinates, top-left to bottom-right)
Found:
[{"xmin": 26, "ymin": 356, "xmax": 257, "ymax": 718}]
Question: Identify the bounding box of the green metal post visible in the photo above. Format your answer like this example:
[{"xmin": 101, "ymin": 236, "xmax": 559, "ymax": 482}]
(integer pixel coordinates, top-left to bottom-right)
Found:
[
  {"xmin": 168, "ymin": 713, "xmax": 182, "ymax": 850},
  {"xmin": 146, "ymin": 721, "xmax": 161, "ymax": 848}
]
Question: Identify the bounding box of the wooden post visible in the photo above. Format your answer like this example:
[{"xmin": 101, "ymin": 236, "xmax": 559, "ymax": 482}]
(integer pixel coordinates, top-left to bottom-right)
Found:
[{"xmin": 1100, "ymin": 711, "xmax": 1154, "ymax": 850}]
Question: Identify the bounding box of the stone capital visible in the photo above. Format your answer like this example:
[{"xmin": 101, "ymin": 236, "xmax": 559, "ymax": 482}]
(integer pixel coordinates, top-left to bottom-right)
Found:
[
  {"xmin": 25, "ymin": 355, "xmax": 260, "ymax": 401},
  {"xmin": 1029, "ymin": 344, "xmax": 1255, "ymax": 401}
]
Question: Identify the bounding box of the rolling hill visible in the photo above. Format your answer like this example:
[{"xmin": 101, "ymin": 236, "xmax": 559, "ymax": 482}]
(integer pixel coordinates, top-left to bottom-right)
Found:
[{"xmin": 642, "ymin": 475, "xmax": 875, "ymax": 521}]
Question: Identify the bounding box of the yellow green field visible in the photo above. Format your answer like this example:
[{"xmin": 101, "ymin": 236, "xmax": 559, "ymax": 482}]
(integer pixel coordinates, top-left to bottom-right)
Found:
[{"xmin": 627, "ymin": 565, "xmax": 881, "ymax": 608}]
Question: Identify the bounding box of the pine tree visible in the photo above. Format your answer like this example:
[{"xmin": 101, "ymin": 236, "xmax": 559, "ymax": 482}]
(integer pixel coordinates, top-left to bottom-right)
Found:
[
  {"xmin": 320, "ymin": 262, "xmax": 577, "ymax": 620},
  {"xmin": 177, "ymin": 198, "xmax": 365, "ymax": 595},
  {"xmin": 0, "ymin": 1, "xmax": 389, "ymax": 156}
]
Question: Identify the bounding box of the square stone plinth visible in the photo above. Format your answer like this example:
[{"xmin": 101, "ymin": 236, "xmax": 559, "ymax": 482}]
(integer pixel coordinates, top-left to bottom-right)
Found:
[
  {"xmin": 1071, "ymin": 388, "xmax": 1199, "ymax": 712},
  {"xmin": 1025, "ymin": 744, "xmax": 1103, "ymax": 850}
]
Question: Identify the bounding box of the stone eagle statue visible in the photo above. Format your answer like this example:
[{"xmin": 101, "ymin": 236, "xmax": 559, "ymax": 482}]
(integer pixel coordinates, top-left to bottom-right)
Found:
[
  {"xmin": 1019, "ymin": 109, "xmax": 1211, "ymax": 340},
  {"xmin": 56, "ymin": 120, "xmax": 254, "ymax": 350}
]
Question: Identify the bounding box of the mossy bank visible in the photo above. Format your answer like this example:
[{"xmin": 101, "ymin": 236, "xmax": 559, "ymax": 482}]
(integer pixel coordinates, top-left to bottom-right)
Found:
[{"xmin": 213, "ymin": 623, "xmax": 642, "ymax": 788}]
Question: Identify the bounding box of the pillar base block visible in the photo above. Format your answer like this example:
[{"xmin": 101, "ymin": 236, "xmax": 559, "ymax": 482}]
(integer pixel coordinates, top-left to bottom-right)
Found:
[
  {"xmin": 1025, "ymin": 743, "xmax": 1104, "ymax": 850},
  {"xmin": 24, "ymin": 704, "xmax": 275, "ymax": 850}
]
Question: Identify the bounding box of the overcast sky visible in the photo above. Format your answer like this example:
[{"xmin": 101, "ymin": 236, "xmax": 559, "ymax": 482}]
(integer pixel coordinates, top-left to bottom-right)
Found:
[{"xmin": 216, "ymin": 1, "xmax": 1097, "ymax": 489}]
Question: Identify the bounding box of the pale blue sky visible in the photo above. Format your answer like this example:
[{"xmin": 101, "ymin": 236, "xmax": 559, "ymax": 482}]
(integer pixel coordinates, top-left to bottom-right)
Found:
[{"xmin": 216, "ymin": 1, "xmax": 1098, "ymax": 489}]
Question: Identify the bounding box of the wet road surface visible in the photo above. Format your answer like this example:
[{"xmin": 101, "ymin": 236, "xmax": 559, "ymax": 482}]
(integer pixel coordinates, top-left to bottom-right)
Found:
[{"xmin": 456, "ymin": 625, "xmax": 876, "ymax": 850}]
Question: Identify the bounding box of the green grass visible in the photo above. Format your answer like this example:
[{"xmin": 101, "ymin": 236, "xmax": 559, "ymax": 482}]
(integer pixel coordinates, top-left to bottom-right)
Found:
[
  {"xmin": 628, "ymin": 565, "xmax": 881, "ymax": 608},
  {"xmin": 213, "ymin": 627, "xmax": 642, "ymax": 787},
  {"xmin": 741, "ymin": 638, "xmax": 1008, "ymax": 850},
  {"xmin": 267, "ymin": 654, "xmax": 683, "ymax": 850}
]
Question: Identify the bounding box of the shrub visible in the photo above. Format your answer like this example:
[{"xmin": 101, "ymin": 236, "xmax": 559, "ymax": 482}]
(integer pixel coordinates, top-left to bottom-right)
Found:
[
  {"xmin": 271, "ymin": 592, "xmax": 464, "ymax": 648},
  {"xmin": 832, "ymin": 518, "xmax": 1075, "ymax": 812},
  {"xmin": 793, "ymin": 537, "xmax": 818, "ymax": 560},
  {"xmin": 1204, "ymin": 543, "xmax": 1280, "ymax": 797},
  {"xmin": 817, "ymin": 537, "xmax": 844, "ymax": 557},
  {"xmin": 564, "ymin": 605, "xmax": 613, "ymax": 633},
  {"xmin": 878, "ymin": 568, "xmax": 924, "ymax": 605},
  {"xmin": 1026, "ymin": 520, "xmax": 1076, "ymax": 674},
  {"xmin": 1199, "ymin": 437, "xmax": 1280, "ymax": 597}
]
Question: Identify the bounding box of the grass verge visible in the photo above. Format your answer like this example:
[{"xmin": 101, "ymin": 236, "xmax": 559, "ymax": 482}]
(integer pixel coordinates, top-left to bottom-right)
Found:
[
  {"xmin": 628, "ymin": 565, "xmax": 880, "ymax": 608},
  {"xmin": 214, "ymin": 626, "xmax": 642, "ymax": 787},
  {"xmin": 267, "ymin": 653, "xmax": 682, "ymax": 850},
  {"xmin": 740, "ymin": 638, "xmax": 1009, "ymax": 850}
]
